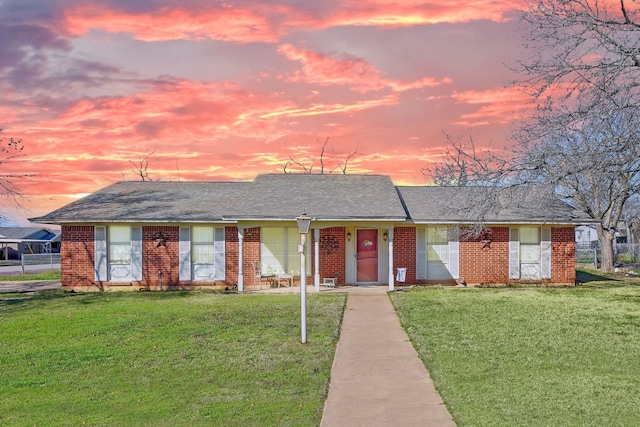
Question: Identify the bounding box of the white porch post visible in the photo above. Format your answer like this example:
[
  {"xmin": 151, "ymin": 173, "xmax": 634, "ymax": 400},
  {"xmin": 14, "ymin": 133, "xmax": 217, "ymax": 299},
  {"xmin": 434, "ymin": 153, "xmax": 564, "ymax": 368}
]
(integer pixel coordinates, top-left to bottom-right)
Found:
[
  {"xmin": 237, "ymin": 227, "xmax": 244, "ymax": 292},
  {"xmin": 314, "ymin": 228, "xmax": 320, "ymax": 292},
  {"xmin": 388, "ymin": 227, "xmax": 394, "ymax": 291}
]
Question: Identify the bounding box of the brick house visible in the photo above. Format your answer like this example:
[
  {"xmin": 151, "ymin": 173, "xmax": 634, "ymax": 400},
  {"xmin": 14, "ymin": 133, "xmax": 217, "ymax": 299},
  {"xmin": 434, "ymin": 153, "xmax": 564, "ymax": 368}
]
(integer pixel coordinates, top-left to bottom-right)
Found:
[{"xmin": 31, "ymin": 174, "xmax": 589, "ymax": 291}]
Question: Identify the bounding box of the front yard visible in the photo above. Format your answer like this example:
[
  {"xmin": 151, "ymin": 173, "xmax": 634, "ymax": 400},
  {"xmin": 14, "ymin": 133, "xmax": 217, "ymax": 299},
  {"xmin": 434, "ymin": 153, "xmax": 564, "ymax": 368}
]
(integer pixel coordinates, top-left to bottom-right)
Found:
[
  {"xmin": 391, "ymin": 270, "xmax": 640, "ymax": 426},
  {"xmin": 0, "ymin": 291, "xmax": 346, "ymax": 426},
  {"xmin": 4, "ymin": 269, "xmax": 640, "ymax": 426}
]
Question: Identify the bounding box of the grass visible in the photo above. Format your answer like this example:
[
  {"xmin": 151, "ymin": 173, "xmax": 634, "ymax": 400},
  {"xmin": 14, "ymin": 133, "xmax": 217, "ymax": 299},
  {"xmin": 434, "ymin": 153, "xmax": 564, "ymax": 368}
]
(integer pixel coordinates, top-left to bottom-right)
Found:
[
  {"xmin": 0, "ymin": 291, "xmax": 346, "ymax": 426},
  {"xmin": 0, "ymin": 269, "xmax": 61, "ymax": 281},
  {"xmin": 390, "ymin": 270, "xmax": 640, "ymax": 427}
]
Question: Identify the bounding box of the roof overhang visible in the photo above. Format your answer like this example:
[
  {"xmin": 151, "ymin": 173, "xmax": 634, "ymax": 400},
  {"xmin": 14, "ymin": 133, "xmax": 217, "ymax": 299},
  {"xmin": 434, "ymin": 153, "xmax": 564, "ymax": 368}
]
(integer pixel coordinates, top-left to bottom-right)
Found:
[{"xmin": 408, "ymin": 220, "xmax": 592, "ymax": 226}]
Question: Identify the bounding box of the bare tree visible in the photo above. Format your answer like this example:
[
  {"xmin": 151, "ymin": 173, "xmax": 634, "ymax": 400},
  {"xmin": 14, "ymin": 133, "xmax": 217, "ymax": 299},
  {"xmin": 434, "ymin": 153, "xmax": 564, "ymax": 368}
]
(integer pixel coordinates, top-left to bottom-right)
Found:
[
  {"xmin": 0, "ymin": 129, "xmax": 26, "ymax": 202},
  {"xmin": 519, "ymin": 104, "xmax": 640, "ymax": 272},
  {"xmin": 517, "ymin": 0, "xmax": 640, "ymax": 125},
  {"xmin": 425, "ymin": 133, "xmax": 512, "ymax": 187},
  {"xmin": 128, "ymin": 146, "xmax": 156, "ymax": 181},
  {"xmin": 510, "ymin": 0, "xmax": 640, "ymax": 272},
  {"xmin": 283, "ymin": 137, "xmax": 359, "ymax": 175}
]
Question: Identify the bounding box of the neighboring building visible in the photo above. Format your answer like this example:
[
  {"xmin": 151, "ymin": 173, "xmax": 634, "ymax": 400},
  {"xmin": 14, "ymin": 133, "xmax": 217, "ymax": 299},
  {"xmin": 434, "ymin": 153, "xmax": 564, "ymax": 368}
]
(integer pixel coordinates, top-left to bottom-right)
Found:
[
  {"xmin": 575, "ymin": 225, "xmax": 599, "ymax": 249},
  {"xmin": 30, "ymin": 174, "xmax": 591, "ymax": 291},
  {"xmin": 0, "ymin": 227, "xmax": 60, "ymax": 260}
]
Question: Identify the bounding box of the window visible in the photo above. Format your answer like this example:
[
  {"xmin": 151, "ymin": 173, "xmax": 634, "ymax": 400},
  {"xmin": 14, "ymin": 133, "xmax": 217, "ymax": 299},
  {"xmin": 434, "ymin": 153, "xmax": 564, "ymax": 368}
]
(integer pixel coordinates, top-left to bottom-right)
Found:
[
  {"xmin": 509, "ymin": 227, "xmax": 551, "ymax": 280},
  {"xmin": 109, "ymin": 226, "xmax": 132, "ymax": 263},
  {"xmin": 192, "ymin": 226, "xmax": 214, "ymax": 264},
  {"xmin": 261, "ymin": 227, "xmax": 310, "ymax": 276},
  {"xmin": 179, "ymin": 226, "xmax": 225, "ymax": 281},
  {"xmin": 416, "ymin": 226, "xmax": 459, "ymax": 280},
  {"xmin": 427, "ymin": 227, "xmax": 448, "ymax": 263},
  {"xmin": 95, "ymin": 226, "xmax": 142, "ymax": 282}
]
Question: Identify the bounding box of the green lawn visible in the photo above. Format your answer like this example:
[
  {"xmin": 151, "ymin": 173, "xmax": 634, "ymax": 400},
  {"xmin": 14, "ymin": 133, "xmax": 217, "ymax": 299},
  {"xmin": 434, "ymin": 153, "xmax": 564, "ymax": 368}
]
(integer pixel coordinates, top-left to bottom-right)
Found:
[
  {"xmin": 0, "ymin": 269, "xmax": 61, "ymax": 281},
  {"xmin": 390, "ymin": 271, "xmax": 640, "ymax": 427},
  {"xmin": 0, "ymin": 291, "xmax": 346, "ymax": 426}
]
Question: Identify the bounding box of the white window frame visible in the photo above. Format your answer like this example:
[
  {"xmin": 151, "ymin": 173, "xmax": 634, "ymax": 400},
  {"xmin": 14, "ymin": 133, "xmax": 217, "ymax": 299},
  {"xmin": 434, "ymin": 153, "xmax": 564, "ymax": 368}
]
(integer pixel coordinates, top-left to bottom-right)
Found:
[
  {"xmin": 94, "ymin": 225, "xmax": 142, "ymax": 282},
  {"xmin": 260, "ymin": 227, "xmax": 310, "ymax": 276},
  {"xmin": 509, "ymin": 226, "xmax": 551, "ymax": 280},
  {"xmin": 179, "ymin": 226, "xmax": 225, "ymax": 282},
  {"xmin": 416, "ymin": 226, "xmax": 459, "ymax": 280}
]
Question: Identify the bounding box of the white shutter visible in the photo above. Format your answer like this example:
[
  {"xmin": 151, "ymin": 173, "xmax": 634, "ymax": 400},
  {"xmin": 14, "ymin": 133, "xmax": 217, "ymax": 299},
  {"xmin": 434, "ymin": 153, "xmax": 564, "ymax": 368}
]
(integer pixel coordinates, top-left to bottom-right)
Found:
[
  {"xmin": 95, "ymin": 226, "xmax": 107, "ymax": 282},
  {"xmin": 448, "ymin": 233, "xmax": 460, "ymax": 280},
  {"xmin": 179, "ymin": 227, "xmax": 191, "ymax": 281},
  {"xmin": 541, "ymin": 227, "xmax": 552, "ymax": 279},
  {"xmin": 131, "ymin": 227, "xmax": 143, "ymax": 281},
  {"xmin": 214, "ymin": 227, "xmax": 226, "ymax": 280},
  {"xmin": 416, "ymin": 228, "xmax": 426, "ymax": 279},
  {"xmin": 509, "ymin": 228, "xmax": 520, "ymax": 279}
]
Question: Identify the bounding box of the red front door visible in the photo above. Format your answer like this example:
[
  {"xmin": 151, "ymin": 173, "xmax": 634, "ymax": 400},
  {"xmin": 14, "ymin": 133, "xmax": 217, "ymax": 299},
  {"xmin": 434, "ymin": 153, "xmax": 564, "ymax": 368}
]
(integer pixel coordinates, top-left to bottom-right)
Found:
[{"xmin": 356, "ymin": 229, "xmax": 378, "ymax": 283}]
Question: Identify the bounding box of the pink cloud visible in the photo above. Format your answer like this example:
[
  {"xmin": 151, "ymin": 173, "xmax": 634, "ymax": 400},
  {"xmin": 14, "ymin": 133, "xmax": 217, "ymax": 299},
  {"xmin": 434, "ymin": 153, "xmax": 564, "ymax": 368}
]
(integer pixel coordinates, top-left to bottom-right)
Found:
[
  {"xmin": 277, "ymin": 44, "xmax": 450, "ymax": 93},
  {"xmin": 64, "ymin": 4, "xmax": 282, "ymax": 43},
  {"xmin": 61, "ymin": 1, "xmax": 521, "ymax": 44},
  {"xmin": 451, "ymin": 87, "xmax": 531, "ymax": 125},
  {"xmin": 328, "ymin": 0, "xmax": 523, "ymax": 27}
]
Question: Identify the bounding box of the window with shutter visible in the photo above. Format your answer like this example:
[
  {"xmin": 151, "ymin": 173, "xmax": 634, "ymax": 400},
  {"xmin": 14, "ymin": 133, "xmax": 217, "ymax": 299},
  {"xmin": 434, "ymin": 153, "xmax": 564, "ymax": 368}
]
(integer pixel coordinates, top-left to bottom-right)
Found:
[
  {"xmin": 260, "ymin": 227, "xmax": 310, "ymax": 276},
  {"xmin": 416, "ymin": 226, "xmax": 459, "ymax": 280}
]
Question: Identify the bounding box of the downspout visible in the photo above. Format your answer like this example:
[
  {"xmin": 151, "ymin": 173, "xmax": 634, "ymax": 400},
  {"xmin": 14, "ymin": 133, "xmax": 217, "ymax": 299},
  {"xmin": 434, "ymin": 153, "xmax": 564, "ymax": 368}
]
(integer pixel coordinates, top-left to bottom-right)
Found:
[
  {"xmin": 237, "ymin": 227, "xmax": 244, "ymax": 292},
  {"xmin": 388, "ymin": 228, "xmax": 394, "ymax": 291},
  {"xmin": 314, "ymin": 228, "xmax": 320, "ymax": 292}
]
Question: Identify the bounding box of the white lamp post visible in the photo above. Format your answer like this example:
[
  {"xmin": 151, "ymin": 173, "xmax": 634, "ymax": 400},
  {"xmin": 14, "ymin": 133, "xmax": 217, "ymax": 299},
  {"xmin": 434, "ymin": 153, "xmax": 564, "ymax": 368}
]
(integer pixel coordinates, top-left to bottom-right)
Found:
[{"xmin": 296, "ymin": 211, "xmax": 312, "ymax": 344}]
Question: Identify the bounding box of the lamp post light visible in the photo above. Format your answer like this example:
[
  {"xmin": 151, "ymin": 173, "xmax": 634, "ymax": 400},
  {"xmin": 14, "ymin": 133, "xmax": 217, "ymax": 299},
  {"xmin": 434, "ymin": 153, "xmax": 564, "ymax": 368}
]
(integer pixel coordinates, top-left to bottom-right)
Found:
[{"xmin": 296, "ymin": 211, "xmax": 312, "ymax": 344}]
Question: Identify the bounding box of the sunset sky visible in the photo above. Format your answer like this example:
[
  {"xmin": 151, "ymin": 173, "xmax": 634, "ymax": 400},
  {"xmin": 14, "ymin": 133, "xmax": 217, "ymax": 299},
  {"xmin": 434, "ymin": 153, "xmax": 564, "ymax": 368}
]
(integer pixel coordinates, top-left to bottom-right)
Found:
[{"xmin": 1, "ymin": 0, "xmax": 532, "ymax": 222}]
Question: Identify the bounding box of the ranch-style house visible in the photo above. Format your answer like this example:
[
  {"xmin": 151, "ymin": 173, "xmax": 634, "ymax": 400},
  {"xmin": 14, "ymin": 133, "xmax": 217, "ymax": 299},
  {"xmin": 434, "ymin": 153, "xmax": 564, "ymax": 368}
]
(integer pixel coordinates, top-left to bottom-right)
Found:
[{"xmin": 31, "ymin": 174, "xmax": 590, "ymax": 291}]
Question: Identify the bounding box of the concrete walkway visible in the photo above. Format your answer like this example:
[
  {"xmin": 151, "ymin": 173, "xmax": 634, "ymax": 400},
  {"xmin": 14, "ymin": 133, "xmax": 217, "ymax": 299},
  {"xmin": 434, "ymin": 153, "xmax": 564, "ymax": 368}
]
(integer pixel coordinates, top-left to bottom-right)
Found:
[
  {"xmin": 321, "ymin": 286, "xmax": 456, "ymax": 426},
  {"xmin": 0, "ymin": 280, "xmax": 61, "ymax": 293}
]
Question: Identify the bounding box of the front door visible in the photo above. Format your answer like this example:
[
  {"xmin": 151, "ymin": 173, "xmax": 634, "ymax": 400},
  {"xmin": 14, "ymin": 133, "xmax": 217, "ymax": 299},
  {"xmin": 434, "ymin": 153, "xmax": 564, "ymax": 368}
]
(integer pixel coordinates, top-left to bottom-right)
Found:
[{"xmin": 356, "ymin": 229, "xmax": 378, "ymax": 283}]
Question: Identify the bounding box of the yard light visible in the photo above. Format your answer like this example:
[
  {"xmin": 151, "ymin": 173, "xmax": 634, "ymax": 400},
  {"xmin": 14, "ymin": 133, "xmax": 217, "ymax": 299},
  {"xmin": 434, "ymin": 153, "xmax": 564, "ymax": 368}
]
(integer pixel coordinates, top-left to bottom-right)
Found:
[{"xmin": 296, "ymin": 211, "xmax": 312, "ymax": 344}]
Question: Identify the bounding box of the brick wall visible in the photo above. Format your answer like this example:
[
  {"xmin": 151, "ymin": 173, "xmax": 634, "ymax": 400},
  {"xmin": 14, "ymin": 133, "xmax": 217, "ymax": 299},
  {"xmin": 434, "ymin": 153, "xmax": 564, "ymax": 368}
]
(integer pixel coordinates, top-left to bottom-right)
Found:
[
  {"xmin": 240, "ymin": 227, "xmax": 261, "ymax": 288},
  {"xmin": 61, "ymin": 223, "xmax": 576, "ymax": 290},
  {"xmin": 460, "ymin": 227, "xmax": 510, "ymax": 285},
  {"xmin": 552, "ymin": 227, "xmax": 576, "ymax": 285},
  {"xmin": 141, "ymin": 226, "xmax": 179, "ymax": 289},
  {"xmin": 393, "ymin": 226, "xmax": 416, "ymax": 285},
  {"xmin": 61, "ymin": 225, "xmax": 98, "ymax": 290},
  {"xmin": 318, "ymin": 227, "xmax": 346, "ymax": 283}
]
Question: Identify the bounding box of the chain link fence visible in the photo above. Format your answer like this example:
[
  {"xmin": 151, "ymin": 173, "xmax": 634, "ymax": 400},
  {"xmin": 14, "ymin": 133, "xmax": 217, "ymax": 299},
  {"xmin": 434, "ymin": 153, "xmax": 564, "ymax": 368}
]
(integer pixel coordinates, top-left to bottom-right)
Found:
[
  {"xmin": 21, "ymin": 253, "xmax": 61, "ymax": 274},
  {"xmin": 576, "ymin": 243, "xmax": 640, "ymax": 268}
]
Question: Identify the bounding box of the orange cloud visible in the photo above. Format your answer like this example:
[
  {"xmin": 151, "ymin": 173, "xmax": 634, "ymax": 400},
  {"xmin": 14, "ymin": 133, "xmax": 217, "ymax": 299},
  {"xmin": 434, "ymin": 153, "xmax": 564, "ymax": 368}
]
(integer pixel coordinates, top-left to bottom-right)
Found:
[
  {"xmin": 64, "ymin": 4, "xmax": 282, "ymax": 43},
  {"xmin": 277, "ymin": 44, "xmax": 450, "ymax": 93},
  {"xmin": 61, "ymin": 1, "xmax": 521, "ymax": 43},
  {"xmin": 329, "ymin": 0, "xmax": 522, "ymax": 27},
  {"xmin": 259, "ymin": 95, "xmax": 399, "ymax": 118},
  {"xmin": 451, "ymin": 87, "xmax": 531, "ymax": 125}
]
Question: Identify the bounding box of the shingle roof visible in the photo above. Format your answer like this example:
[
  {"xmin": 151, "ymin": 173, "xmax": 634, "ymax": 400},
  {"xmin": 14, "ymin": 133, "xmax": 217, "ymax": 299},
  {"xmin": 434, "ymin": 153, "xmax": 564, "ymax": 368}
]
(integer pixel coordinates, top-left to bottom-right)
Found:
[
  {"xmin": 396, "ymin": 185, "xmax": 591, "ymax": 224},
  {"xmin": 30, "ymin": 174, "xmax": 407, "ymax": 223},
  {"xmin": 0, "ymin": 227, "xmax": 57, "ymax": 240},
  {"xmin": 30, "ymin": 181, "xmax": 252, "ymax": 223},
  {"xmin": 231, "ymin": 174, "xmax": 407, "ymax": 220},
  {"xmin": 30, "ymin": 175, "xmax": 591, "ymax": 225}
]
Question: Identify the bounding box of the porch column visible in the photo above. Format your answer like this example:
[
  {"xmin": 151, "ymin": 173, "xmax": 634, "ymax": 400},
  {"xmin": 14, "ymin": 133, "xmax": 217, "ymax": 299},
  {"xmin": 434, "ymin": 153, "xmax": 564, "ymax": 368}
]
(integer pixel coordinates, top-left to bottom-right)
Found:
[
  {"xmin": 388, "ymin": 227, "xmax": 394, "ymax": 291},
  {"xmin": 237, "ymin": 227, "xmax": 244, "ymax": 292},
  {"xmin": 314, "ymin": 228, "xmax": 320, "ymax": 292}
]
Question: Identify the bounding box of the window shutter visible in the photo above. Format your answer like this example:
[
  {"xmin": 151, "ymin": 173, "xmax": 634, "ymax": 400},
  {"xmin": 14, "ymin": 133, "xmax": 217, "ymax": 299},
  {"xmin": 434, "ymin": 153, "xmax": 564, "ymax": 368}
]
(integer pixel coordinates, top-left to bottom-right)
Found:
[
  {"xmin": 95, "ymin": 226, "xmax": 107, "ymax": 282},
  {"xmin": 509, "ymin": 228, "xmax": 520, "ymax": 279},
  {"xmin": 541, "ymin": 227, "xmax": 551, "ymax": 279},
  {"xmin": 416, "ymin": 228, "xmax": 426, "ymax": 279},
  {"xmin": 448, "ymin": 233, "xmax": 460, "ymax": 280},
  {"xmin": 179, "ymin": 227, "xmax": 191, "ymax": 281},
  {"xmin": 131, "ymin": 227, "xmax": 143, "ymax": 281},
  {"xmin": 214, "ymin": 227, "xmax": 226, "ymax": 280}
]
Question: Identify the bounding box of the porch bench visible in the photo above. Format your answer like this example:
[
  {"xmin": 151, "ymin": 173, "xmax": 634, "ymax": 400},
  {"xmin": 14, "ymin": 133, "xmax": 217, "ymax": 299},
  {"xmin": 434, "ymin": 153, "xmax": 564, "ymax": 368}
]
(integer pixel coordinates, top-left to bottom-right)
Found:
[{"xmin": 321, "ymin": 277, "xmax": 336, "ymax": 288}]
